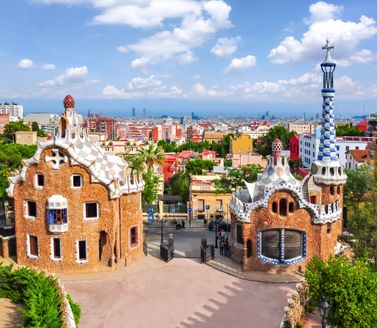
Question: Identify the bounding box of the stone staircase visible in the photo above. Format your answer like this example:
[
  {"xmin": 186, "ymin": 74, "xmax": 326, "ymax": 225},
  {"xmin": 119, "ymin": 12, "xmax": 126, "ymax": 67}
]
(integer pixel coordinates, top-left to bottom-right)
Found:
[{"xmin": 302, "ymin": 177, "xmax": 309, "ymax": 202}]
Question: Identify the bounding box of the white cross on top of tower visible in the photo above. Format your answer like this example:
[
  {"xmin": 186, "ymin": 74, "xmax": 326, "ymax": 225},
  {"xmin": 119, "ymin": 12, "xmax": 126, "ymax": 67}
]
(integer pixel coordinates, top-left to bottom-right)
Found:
[{"xmin": 322, "ymin": 39, "xmax": 335, "ymax": 63}]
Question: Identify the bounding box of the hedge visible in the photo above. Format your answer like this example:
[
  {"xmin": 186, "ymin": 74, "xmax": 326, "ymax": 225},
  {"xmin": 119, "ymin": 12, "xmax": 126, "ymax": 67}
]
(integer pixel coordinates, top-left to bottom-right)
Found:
[{"xmin": 0, "ymin": 262, "xmax": 81, "ymax": 327}]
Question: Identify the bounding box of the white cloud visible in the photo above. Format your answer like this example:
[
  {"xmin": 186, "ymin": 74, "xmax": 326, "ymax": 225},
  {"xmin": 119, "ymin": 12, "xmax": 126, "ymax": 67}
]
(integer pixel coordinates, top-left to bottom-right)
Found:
[
  {"xmin": 269, "ymin": 2, "xmax": 377, "ymax": 65},
  {"xmin": 225, "ymin": 55, "xmax": 256, "ymax": 73},
  {"xmin": 17, "ymin": 59, "xmax": 35, "ymax": 70},
  {"xmin": 192, "ymin": 82, "xmax": 230, "ymax": 97},
  {"xmin": 33, "ymin": 0, "xmax": 232, "ymax": 69},
  {"xmin": 41, "ymin": 63, "xmax": 56, "ymax": 70},
  {"xmin": 304, "ymin": 1, "xmax": 343, "ymax": 24},
  {"xmin": 350, "ymin": 49, "xmax": 377, "ymax": 64},
  {"xmin": 177, "ymin": 50, "xmax": 198, "ymax": 65},
  {"xmin": 211, "ymin": 36, "xmax": 240, "ymax": 57},
  {"xmin": 39, "ymin": 66, "xmax": 88, "ymax": 87},
  {"xmin": 118, "ymin": 0, "xmax": 231, "ymax": 69},
  {"xmin": 127, "ymin": 75, "xmax": 161, "ymax": 90},
  {"xmin": 102, "ymin": 74, "xmax": 185, "ymax": 98},
  {"xmin": 102, "ymin": 85, "xmax": 142, "ymax": 98}
]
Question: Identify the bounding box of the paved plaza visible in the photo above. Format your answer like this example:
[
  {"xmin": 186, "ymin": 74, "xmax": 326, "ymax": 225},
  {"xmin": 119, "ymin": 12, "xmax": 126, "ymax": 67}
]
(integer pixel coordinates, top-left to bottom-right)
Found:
[
  {"xmin": 61, "ymin": 223, "xmax": 295, "ymax": 328},
  {"xmin": 62, "ymin": 257, "xmax": 293, "ymax": 328}
]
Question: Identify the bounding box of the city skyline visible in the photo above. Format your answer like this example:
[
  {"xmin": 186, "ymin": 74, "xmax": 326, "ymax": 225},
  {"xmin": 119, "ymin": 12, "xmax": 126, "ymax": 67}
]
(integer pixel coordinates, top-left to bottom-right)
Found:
[{"xmin": 1, "ymin": 0, "xmax": 377, "ymax": 116}]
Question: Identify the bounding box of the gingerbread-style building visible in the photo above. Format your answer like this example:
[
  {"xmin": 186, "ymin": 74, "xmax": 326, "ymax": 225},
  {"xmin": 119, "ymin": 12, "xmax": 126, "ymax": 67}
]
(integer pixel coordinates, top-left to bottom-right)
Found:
[
  {"xmin": 229, "ymin": 41, "xmax": 347, "ymax": 273},
  {"xmin": 7, "ymin": 95, "xmax": 145, "ymax": 272}
]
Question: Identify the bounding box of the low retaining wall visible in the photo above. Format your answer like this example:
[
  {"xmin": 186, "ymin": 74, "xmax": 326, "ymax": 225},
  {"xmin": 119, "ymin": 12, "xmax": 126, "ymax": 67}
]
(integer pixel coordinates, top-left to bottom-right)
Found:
[{"xmin": 280, "ymin": 280, "xmax": 309, "ymax": 327}]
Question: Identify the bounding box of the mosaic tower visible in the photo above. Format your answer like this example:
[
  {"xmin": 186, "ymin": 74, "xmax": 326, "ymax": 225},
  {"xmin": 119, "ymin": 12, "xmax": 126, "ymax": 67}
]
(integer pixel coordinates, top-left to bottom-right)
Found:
[{"xmin": 318, "ymin": 39, "xmax": 338, "ymax": 163}]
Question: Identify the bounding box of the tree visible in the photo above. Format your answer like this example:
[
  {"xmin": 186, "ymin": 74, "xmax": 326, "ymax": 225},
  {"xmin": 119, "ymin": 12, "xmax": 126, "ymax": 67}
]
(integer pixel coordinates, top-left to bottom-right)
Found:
[
  {"xmin": 214, "ymin": 164, "xmax": 263, "ymax": 193},
  {"xmin": 167, "ymin": 173, "xmax": 190, "ymax": 201},
  {"xmin": 305, "ymin": 256, "xmax": 377, "ymax": 327},
  {"xmin": 344, "ymin": 164, "xmax": 372, "ymax": 213},
  {"xmin": 137, "ymin": 143, "xmax": 165, "ymax": 172},
  {"xmin": 141, "ymin": 171, "xmax": 161, "ymax": 205},
  {"xmin": 125, "ymin": 143, "xmax": 165, "ymax": 205},
  {"xmin": 347, "ymin": 162, "xmax": 377, "ymax": 268},
  {"xmin": 255, "ymin": 126, "xmax": 295, "ymax": 156},
  {"xmin": 336, "ymin": 125, "xmax": 364, "ymax": 137},
  {"xmin": 31, "ymin": 122, "xmax": 39, "ymax": 132},
  {"xmin": 2, "ymin": 122, "xmax": 30, "ymax": 143},
  {"xmin": 0, "ymin": 144, "xmax": 37, "ymax": 201},
  {"xmin": 185, "ymin": 159, "xmax": 214, "ymax": 175}
]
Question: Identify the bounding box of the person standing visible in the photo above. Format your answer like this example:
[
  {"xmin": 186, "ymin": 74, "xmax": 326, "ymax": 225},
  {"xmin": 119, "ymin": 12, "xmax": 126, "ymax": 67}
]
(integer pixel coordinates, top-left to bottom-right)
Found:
[
  {"xmin": 219, "ymin": 238, "xmax": 224, "ymax": 255},
  {"xmin": 224, "ymin": 238, "xmax": 229, "ymax": 257}
]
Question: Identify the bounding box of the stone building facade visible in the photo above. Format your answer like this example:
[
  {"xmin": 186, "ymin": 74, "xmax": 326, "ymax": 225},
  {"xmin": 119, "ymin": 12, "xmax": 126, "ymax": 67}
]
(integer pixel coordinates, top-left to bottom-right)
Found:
[
  {"xmin": 229, "ymin": 42, "xmax": 347, "ymax": 273},
  {"xmin": 7, "ymin": 95, "xmax": 145, "ymax": 272}
]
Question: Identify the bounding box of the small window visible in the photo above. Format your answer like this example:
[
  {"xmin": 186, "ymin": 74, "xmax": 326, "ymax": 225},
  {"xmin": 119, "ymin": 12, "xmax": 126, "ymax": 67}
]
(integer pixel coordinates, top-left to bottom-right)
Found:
[
  {"xmin": 78, "ymin": 240, "xmax": 87, "ymax": 261},
  {"xmin": 36, "ymin": 174, "xmax": 44, "ymax": 187},
  {"xmin": 48, "ymin": 209, "xmax": 67, "ymax": 224},
  {"xmin": 72, "ymin": 174, "xmax": 82, "ymax": 188},
  {"xmin": 327, "ymin": 223, "xmax": 331, "ymax": 234},
  {"xmin": 289, "ymin": 202, "xmax": 294, "ymax": 213},
  {"xmin": 322, "ymin": 167, "xmax": 326, "ymax": 175},
  {"xmin": 29, "ymin": 235, "xmax": 38, "ymax": 257},
  {"xmin": 27, "ymin": 201, "xmax": 37, "ymax": 218},
  {"xmin": 279, "ymin": 199, "xmax": 287, "ymax": 216},
  {"xmin": 216, "ymin": 199, "xmax": 223, "ymax": 210},
  {"xmin": 85, "ymin": 203, "xmax": 99, "ymax": 219},
  {"xmin": 130, "ymin": 226, "xmax": 139, "ymax": 247},
  {"xmin": 330, "ymin": 167, "xmax": 334, "ymax": 176},
  {"xmin": 52, "ymin": 238, "xmax": 61, "ymax": 259},
  {"xmin": 236, "ymin": 224, "xmax": 243, "ymax": 245},
  {"xmin": 330, "ymin": 186, "xmax": 335, "ymax": 195},
  {"xmin": 272, "ymin": 202, "xmax": 278, "ymax": 213},
  {"xmin": 337, "ymin": 186, "xmax": 340, "ymax": 194}
]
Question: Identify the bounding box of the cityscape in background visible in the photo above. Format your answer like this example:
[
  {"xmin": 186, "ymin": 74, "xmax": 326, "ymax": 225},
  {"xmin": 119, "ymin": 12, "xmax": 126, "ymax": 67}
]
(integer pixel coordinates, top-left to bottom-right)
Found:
[{"xmin": 1, "ymin": 1, "xmax": 377, "ymax": 328}]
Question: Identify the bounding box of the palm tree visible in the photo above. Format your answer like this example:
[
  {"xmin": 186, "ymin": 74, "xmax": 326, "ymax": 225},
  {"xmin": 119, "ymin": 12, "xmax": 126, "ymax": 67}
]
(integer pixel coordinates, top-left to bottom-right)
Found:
[{"xmin": 137, "ymin": 143, "xmax": 165, "ymax": 172}]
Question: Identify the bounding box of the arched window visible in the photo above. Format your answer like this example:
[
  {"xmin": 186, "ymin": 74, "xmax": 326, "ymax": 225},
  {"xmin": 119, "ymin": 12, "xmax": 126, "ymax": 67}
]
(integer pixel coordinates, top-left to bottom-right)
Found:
[
  {"xmin": 279, "ymin": 199, "xmax": 287, "ymax": 216},
  {"xmin": 330, "ymin": 167, "xmax": 334, "ymax": 176},
  {"xmin": 337, "ymin": 186, "xmax": 340, "ymax": 194},
  {"xmin": 330, "ymin": 186, "xmax": 335, "ymax": 195},
  {"xmin": 272, "ymin": 202, "xmax": 278, "ymax": 213},
  {"xmin": 259, "ymin": 229, "xmax": 305, "ymax": 264},
  {"xmin": 288, "ymin": 202, "xmax": 294, "ymax": 213},
  {"xmin": 60, "ymin": 118, "xmax": 67, "ymax": 138}
]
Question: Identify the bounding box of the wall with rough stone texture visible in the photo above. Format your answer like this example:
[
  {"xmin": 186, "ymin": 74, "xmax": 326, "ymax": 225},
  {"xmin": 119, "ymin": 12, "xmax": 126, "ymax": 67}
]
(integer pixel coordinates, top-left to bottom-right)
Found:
[
  {"xmin": 13, "ymin": 147, "xmax": 144, "ymax": 272},
  {"xmin": 231, "ymin": 189, "xmax": 342, "ymax": 273}
]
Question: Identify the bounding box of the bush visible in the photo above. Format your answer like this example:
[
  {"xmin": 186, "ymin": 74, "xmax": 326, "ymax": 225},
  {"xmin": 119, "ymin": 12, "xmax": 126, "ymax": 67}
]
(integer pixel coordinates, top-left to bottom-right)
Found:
[
  {"xmin": 67, "ymin": 293, "xmax": 81, "ymax": 326},
  {"xmin": 305, "ymin": 256, "xmax": 377, "ymax": 328},
  {"xmin": 0, "ymin": 262, "xmax": 81, "ymax": 327}
]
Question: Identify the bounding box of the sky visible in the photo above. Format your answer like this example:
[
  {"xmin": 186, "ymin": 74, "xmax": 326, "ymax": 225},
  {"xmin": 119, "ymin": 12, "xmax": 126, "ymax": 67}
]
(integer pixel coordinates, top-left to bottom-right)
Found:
[{"xmin": 1, "ymin": 0, "xmax": 377, "ymax": 117}]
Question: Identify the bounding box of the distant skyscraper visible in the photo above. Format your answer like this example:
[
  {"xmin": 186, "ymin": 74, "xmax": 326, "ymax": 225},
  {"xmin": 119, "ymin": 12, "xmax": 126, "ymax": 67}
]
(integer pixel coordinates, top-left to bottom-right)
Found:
[
  {"xmin": 132, "ymin": 107, "xmax": 136, "ymax": 117},
  {"xmin": 142, "ymin": 107, "xmax": 146, "ymax": 117}
]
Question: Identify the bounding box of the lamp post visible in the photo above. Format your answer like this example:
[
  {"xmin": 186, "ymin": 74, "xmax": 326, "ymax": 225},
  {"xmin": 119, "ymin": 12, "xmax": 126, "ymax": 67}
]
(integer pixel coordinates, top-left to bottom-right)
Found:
[{"xmin": 319, "ymin": 296, "xmax": 330, "ymax": 328}]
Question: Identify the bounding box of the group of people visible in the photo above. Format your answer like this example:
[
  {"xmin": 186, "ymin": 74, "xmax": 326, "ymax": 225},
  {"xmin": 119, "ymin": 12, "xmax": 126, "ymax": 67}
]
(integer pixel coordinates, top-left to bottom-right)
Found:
[{"xmin": 217, "ymin": 229, "xmax": 230, "ymax": 257}]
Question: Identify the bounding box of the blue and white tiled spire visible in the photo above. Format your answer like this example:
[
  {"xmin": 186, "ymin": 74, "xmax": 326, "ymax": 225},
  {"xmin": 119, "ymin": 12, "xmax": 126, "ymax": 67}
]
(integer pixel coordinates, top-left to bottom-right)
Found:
[{"xmin": 317, "ymin": 39, "xmax": 338, "ymax": 163}]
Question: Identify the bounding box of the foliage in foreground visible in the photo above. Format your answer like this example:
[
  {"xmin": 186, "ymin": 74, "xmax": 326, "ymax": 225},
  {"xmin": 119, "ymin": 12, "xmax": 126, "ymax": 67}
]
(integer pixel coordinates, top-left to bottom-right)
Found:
[
  {"xmin": 0, "ymin": 262, "xmax": 81, "ymax": 327},
  {"xmin": 305, "ymin": 256, "xmax": 377, "ymax": 328}
]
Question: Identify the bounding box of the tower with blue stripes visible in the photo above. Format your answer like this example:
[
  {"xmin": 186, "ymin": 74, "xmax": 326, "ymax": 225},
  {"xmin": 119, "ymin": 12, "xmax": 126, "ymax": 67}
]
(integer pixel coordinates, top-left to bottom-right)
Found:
[
  {"xmin": 318, "ymin": 39, "xmax": 338, "ymax": 163},
  {"xmin": 311, "ymin": 40, "xmax": 347, "ymax": 185}
]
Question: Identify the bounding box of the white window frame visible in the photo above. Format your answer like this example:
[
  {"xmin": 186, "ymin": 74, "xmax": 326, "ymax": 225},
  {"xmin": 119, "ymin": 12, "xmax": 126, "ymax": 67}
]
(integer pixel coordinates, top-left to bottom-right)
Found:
[
  {"xmin": 76, "ymin": 239, "xmax": 88, "ymax": 264},
  {"xmin": 25, "ymin": 200, "xmax": 37, "ymax": 220},
  {"xmin": 26, "ymin": 234, "xmax": 39, "ymax": 259},
  {"xmin": 83, "ymin": 202, "xmax": 99, "ymax": 220},
  {"xmin": 50, "ymin": 237, "xmax": 62, "ymax": 261},
  {"xmin": 34, "ymin": 173, "xmax": 44, "ymax": 189},
  {"xmin": 129, "ymin": 225, "xmax": 140, "ymax": 249},
  {"xmin": 71, "ymin": 174, "xmax": 83, "ymax": 189}
]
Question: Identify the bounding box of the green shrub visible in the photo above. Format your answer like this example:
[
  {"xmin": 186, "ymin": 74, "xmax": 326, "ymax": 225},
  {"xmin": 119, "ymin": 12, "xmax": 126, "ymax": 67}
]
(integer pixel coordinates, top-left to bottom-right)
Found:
[
  {"xmin": 0, "ymin": 262, "xmax": 81, "ymax": 328},
  {"xmin": 67, "ymin": 293, "xmax": 81, "ymax": 326},
  {"xmin": 305, "ymin": 256, "xmax": 377, "ymax": 328}
]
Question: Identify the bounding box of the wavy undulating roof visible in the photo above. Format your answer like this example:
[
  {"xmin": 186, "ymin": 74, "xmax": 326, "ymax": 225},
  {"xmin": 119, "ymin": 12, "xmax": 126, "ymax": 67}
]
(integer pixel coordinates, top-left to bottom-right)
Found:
[{"xmin": 7, "ymin": 95, "xmax": 143, "ymax": 199}]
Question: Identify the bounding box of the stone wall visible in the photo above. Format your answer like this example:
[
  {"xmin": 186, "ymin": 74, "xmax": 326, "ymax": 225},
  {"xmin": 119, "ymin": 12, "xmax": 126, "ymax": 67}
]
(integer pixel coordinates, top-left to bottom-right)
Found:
[
  {"xmin": 231, "ymin": 190, "xmax": 342, "ymax": 273},
  {"xmin": 13, "ymin": 147, "xmax": 144, "ymax": 272},
  {"xmin": 280, "ymin": 281, "xmax": 309, "ymax": 328}
]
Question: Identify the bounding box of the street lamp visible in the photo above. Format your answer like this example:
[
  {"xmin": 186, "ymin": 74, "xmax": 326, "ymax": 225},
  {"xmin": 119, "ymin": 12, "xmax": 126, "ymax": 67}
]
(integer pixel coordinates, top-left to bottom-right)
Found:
[{"xmin": 319, "ymin": 296, "xmax": 330, "ymax": 328}]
